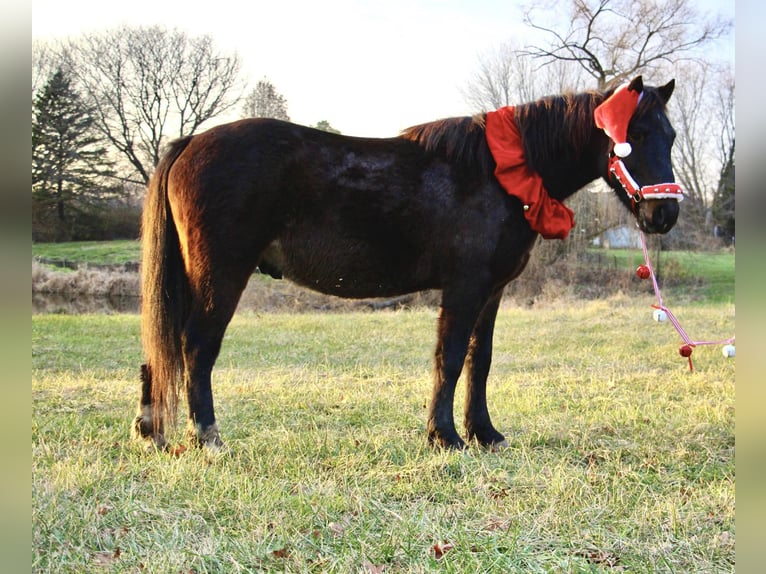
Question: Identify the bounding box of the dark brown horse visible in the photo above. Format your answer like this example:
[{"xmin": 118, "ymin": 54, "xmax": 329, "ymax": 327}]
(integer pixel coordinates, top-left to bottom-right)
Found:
[{"xmin": 134, "ymin": 76, "xmax": 680, "ymax": 451}]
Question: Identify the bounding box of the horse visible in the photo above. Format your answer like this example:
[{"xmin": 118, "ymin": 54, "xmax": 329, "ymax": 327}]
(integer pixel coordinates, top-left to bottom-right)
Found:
[{"xmin": 134, "ymin": 76, "xmax": 681, "ymax": 451}]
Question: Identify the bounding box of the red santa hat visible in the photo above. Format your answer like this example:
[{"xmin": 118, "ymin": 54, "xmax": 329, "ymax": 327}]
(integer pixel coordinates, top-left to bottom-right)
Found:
[{"xmin": 594, "ymin": 81, "xmax": 643, "ymax": 158}]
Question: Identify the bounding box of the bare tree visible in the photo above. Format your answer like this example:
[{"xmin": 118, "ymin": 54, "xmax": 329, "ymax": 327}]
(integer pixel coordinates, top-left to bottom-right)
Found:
[
  {"xmin": 62, "ymin": 25, "xmax": 243, "ymax": 184},
  {"xmin": 462, "ymin": 43, "xmax": 533, "ymax": 111},
  {"xmin": 712, "ymin": 70, "xmax": 735, "ymax": 242},
  {"xmin": 669, "ymin": 62, "xmax": 735, "ymax": 246},
  {"xmin": 522, "ymin": 0, "xmax": 731, "ymax": 89},
  {"xmin": 241, "ymin": 78, "xmax": 290, "ymax": 121},
  {"xmin": 714, "ymin": 68, "xmax": 735, "ymax": 190},
  {"xmin": 462, "ymin": 42, "xmax": 587, "ymax": 113},
  {"xmin": 462, "ymin": 0, "xmax": 733, "ymax": 255}
]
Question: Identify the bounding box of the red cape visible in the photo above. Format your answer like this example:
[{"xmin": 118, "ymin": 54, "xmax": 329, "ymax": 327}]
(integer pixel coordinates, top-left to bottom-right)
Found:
[{"xmin": 485, "ymin": 106, "xmax": 575, "ymax": 240}]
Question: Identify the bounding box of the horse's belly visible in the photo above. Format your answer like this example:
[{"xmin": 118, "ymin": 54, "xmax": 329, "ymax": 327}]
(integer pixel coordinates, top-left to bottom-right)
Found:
[{"xmin": 265, "ymin": 234, "xmax": 434, "ymax": 299}]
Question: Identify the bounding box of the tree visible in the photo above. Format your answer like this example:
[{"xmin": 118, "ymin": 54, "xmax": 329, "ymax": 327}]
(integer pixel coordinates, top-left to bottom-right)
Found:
[
  {"xmin": 312, "ymin": 120, "xmax": 340, "ymax": 134},
  {"xmin": 712, "ymin": 143, "xmax": 734, "ymax": 243},
  {"xmin": 32, "ymin": 41, "xmax": 56, "ymax": 98},
  {"xmin": 32, "ymin": 68, "xmax": 117, "ymax": 241},
  {"xmin": 711, "ymin": 73, "xmax": 735, "ymax": 244},
  {"xmin": 464, "ymin": 0, "xmax": 733, "ymax": 255},
  {"xmin": 667, "ymin": 62, "xmax": 734, "ymax": 248},
  {"xmin": 522, "ymin": 0, "xmax": 731, "ymax": 89},
  {"xmin": 241, "ymin": 78, "xmax": 290, "ymax": 120},
  {"xmin": 63, "ymin": 26, "xmax": 243, "ymax": 185},
  {"xmin": 462, "ymin": 42, "xmax": 586, "ymax": 112}
]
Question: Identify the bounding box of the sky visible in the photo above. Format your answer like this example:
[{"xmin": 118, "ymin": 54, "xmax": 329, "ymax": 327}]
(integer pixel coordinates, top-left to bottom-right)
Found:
[{"xmin": 32, "ymin": 0, "xmax": 734, "ymax": 138}]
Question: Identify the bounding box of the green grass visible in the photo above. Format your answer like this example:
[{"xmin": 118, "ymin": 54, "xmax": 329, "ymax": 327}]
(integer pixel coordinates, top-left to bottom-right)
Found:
[
  {"xmin": 32, "ymin": 240, "xmax": 141, "ymax": 266},
  {"xmin": 33, "ymin": 301, "xmax": 735, "ymax": 572},
  {"xmin": 586, "ymin": 248, "xmax": 735, "ymax": 304}
]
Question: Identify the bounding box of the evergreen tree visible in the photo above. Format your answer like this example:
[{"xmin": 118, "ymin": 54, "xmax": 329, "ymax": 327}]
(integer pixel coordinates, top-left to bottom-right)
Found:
[
  {"xmin": 312, "ymin": 120, "xmax": 341, "ymax": 134},
  {"xmin": 32, "ymin": 68, "xmax": 116, "ymax": 240},
  {"xmin": 712, "ymin": 142, "xmax": 735, "ymax": 243}
]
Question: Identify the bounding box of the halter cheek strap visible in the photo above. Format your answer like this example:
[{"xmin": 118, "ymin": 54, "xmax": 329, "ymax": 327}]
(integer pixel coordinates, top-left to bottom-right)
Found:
[{"xmin": 608, "ymin": 154, "xmax": 685, "ymax": 208}]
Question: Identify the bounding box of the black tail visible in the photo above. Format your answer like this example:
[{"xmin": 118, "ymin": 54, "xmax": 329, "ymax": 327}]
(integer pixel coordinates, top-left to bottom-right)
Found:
[{"xmin": 140, "ymin": 136, "xmax": 193, "ymax": 434}]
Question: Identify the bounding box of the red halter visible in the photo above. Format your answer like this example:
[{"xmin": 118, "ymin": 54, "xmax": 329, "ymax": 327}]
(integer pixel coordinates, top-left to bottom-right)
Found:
[{"xmin": 608, "ymin": 153, "xmax": 685, "ymax": 208}]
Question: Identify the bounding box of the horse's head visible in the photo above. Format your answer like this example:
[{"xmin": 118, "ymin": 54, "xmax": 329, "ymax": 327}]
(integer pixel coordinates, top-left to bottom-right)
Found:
[{"xmin": 596, "ymin": 76, "xmax": 682, "ymax": 234}]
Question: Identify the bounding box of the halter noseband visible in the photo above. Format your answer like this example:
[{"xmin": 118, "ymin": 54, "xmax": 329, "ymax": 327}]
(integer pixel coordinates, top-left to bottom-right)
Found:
[{"xmin": 608, "ymin": 153, "xmax": 685, "ymax": 209}]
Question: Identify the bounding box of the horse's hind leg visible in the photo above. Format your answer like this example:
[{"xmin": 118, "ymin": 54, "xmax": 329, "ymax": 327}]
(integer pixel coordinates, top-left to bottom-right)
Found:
[
  {"xmin": 463, "ymin": 289, "xmax": 507, "ymax": 449},
  {"xmin": 132, "ymin": 364, "xmax": 167, "ymax": 450},
  {"xmin": 182, "ymin": 270, "xmax": 252, "ymax": 450},
  {"xmin": 133, "ymin": 275, "xmax": 247, "ymax": 451}
]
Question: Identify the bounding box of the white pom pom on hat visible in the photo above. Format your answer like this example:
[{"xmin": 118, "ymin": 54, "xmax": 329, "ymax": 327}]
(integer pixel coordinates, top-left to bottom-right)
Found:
[
  {"xmin": 613, "ymin": 142, "xmax": 632, "ymax": 158},
  {"xmin": 594, "ymin": 82, "xmax": 643, "ymax": 157}
]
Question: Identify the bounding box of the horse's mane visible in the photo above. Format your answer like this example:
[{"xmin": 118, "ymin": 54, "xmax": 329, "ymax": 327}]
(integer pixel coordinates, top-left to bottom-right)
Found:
[
  {"xmin": 513, "ymin": 91, "xmax": 603, "ymax": 173},
  {"xmin": 398, "ymin": 92, "xmax": 607, "ymax": 177},
  {"xmin": 399, "ymin": 94, "xmax": 606, "ymax": 178},
  {"xmin": 400, "ymin": 92, "xmax": 606, "ymax": 174},
  {"xmin": 399, "ymin": 86, "xmax": 667, "ymax": 178},
  {"xmin": 399, "ymin": 115, "xmax": 495, "ymax": 178}
]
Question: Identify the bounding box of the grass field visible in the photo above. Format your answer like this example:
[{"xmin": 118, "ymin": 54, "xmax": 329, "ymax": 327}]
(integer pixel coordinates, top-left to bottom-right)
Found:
[
  {"xmin": 32, "ymin": 300, "xmax": 735, "ymax": 572},
  {"xmin": 585, "ymin": 248, "xmax": 736, "ymax": 304},
  {"xmin": 32, "ymin": 240, "xmax": 141, "ymax": 266}
]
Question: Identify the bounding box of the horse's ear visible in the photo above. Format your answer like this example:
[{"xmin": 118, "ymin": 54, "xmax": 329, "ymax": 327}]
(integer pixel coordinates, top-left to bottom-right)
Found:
[
  {"xmin": 657, "ymin": 79, "xmax": 675, "ymax": 104},
  {"xmin": 628, "ymin": 76, "xmax": 643, "ymax": 94}
]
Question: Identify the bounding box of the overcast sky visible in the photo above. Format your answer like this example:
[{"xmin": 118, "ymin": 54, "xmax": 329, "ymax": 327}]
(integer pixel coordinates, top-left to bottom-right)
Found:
[{"xmin": 32, "ymin": 0, "xmax": 734, "ymax": 137}]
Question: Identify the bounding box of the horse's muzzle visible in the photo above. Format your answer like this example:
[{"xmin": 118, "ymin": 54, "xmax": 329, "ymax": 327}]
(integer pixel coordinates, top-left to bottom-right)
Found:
[{"xmin": 640, "ymin": 199, "xmax": 679, "ymax": 234}]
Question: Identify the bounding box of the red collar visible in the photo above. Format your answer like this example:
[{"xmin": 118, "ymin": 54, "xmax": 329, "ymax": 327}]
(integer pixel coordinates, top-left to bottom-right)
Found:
[{"xmin": 485, "ymin": 106, "xmax": 574, "ymax": 240}]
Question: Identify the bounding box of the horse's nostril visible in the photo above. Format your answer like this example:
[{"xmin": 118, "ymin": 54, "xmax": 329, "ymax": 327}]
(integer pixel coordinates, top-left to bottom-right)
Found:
[{"xmin": 653, "ymin": 201, "xmax": 679, "ymax": 232}]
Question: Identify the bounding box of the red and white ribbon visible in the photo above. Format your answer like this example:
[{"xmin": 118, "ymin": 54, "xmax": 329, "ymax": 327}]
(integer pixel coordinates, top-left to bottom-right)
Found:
[{"xmin": 639, "ymin": 232, "xmax": 734, "ymax": 371}]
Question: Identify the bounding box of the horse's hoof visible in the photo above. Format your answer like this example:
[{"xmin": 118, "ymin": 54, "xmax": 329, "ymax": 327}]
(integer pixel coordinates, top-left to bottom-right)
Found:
[
  {"xmin": 203, "ymin": 437, "xmax": 228, "ymax": 457},
  {"xmin": 200, "ymin": 430, "xmax": 227, "ymax": 454},
  {"xmin": 143, "ymin": 435, "xmax": 169, "ymax": 453},
  {"xmin": 466, "ymin": 427, "xmax": 507, "ymax": 451},
  {"xmin": 132, "ymin": 413, "xmax": 168, "ymax": 452},
  {"xmin": 486, "ymin": 439, "xmax": 509, "ymax": 452},
  {"xmin": 428, "ymin": 431, "xmax": 467, "ymax": 450},
  {"xmin": 133, "ymin": 430, "xmax": 168, "ymax": 453},
  {"xmin": 187, "ymin": 422, "xmax": 226, "ymax": 453}
]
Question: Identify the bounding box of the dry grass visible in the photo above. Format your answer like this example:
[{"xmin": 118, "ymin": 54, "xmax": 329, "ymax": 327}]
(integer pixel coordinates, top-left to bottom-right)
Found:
[
  {"xmin": 32, "ymin": 239, "xmax": 734, "ymax": 314},
  {"xmin": 33, "ymin": 303, "xmax": 735, "ymax": 572},
  {"xmin": 32, "ymin": 261, "xmax": 139, "ymax": 298},
  {"xmin": 32, "ymin": 258, "xmax": 641, "ymax": 315}
]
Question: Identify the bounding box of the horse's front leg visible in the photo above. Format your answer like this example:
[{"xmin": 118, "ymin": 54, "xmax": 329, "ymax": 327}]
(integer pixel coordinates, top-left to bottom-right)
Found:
[
  {"xmin": 463, "ymin": 289, "xmax": 507, "ymax": 449},
  {"xmin": 427, "ymin": 291, "xmax": 488, "ymax": 449}
]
